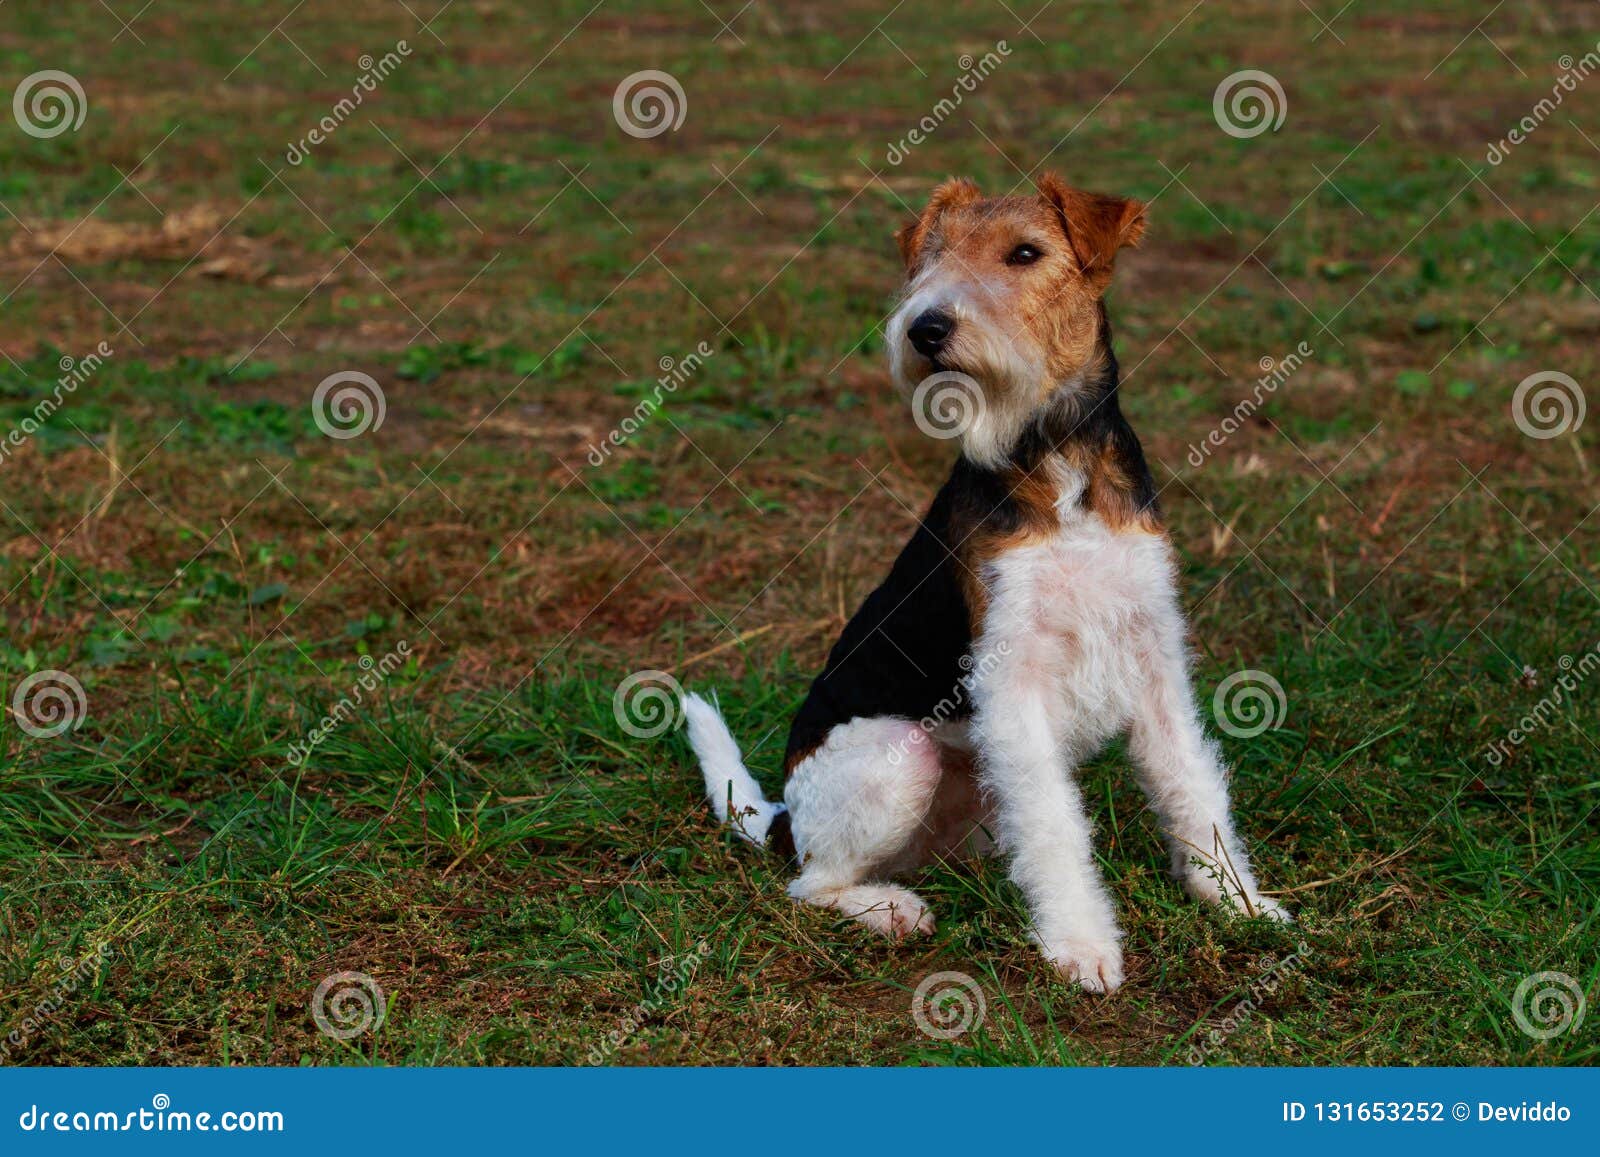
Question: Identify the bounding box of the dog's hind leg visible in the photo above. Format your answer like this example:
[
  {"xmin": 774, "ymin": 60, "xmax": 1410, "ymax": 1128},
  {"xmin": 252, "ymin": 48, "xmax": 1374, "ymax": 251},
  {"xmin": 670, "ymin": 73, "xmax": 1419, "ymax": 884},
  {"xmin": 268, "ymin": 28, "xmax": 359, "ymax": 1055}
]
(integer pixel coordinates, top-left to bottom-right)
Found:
[{"xmin": 784, "ymin": 717, "xmax": 943, "ymax": 939}]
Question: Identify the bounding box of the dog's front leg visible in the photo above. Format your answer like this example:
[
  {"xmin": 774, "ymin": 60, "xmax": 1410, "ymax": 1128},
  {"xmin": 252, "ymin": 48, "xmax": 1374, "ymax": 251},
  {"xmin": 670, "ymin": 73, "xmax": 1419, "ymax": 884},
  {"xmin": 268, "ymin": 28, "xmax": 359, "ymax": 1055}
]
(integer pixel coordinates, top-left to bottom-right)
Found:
[
  {"xmin": 1128, "ymin": 626, "xmax": 1291, "ymax": 922},
  {"xmin": 972, "ymin": 656, "xmax": 1124, "ymax": 992}
]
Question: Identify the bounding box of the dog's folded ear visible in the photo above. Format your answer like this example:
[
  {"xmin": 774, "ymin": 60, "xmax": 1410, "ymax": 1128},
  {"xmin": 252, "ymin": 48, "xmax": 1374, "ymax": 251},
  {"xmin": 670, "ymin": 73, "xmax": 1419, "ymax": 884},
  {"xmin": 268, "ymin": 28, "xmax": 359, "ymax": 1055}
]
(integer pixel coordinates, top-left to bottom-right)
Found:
[
  {"xmin": 895, "ymin": 176, "xmax": 984, "ymax": 268},
  {"xmin": 1037, "ymin": 172, "xmax": 1146, "ymax": 286}
]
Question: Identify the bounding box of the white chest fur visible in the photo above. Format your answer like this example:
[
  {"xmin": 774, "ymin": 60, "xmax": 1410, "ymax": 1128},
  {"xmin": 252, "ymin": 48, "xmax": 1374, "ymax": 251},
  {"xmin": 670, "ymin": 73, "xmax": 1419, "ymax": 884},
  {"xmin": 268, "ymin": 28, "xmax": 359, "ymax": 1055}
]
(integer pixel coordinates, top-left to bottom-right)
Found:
[{"xmin": 973, "ymin": 468, "xmax": 1184, "ymax": 750}]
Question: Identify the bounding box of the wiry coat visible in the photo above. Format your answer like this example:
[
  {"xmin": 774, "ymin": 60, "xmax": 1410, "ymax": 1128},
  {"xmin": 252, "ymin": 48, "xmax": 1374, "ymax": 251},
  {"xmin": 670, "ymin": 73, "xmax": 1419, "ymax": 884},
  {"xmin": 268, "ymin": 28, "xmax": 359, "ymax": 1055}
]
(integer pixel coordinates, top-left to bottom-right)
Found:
[{"xmin": 684, "ymin": 174, "xmax": 1287, "ymax": 991}]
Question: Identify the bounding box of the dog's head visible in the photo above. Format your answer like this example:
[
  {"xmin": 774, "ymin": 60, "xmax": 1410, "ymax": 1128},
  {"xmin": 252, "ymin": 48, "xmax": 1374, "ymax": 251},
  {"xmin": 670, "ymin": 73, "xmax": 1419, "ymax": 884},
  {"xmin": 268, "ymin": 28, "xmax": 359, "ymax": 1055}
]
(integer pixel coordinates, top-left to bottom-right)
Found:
[{"xmin": 886, "ymin": 174, "xmax": 1145, "ymax": 466}]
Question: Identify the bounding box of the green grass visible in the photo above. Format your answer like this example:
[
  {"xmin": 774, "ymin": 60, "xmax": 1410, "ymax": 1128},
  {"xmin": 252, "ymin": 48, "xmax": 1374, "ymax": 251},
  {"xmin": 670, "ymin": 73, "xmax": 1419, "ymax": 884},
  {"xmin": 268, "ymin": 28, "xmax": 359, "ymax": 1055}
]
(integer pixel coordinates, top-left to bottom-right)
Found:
[{"xmin": 1, "ymin": 0, "xmax": 1598, "ymax": 1065}]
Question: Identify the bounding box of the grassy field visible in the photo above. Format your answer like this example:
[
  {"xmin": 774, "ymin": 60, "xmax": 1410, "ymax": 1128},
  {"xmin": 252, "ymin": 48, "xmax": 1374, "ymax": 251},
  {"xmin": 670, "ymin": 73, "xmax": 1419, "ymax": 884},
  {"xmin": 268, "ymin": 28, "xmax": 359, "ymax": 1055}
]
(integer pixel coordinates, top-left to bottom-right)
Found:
[{"xmin": 1, "ymin": 0, "xmax": 1597, "ymax": 1066}]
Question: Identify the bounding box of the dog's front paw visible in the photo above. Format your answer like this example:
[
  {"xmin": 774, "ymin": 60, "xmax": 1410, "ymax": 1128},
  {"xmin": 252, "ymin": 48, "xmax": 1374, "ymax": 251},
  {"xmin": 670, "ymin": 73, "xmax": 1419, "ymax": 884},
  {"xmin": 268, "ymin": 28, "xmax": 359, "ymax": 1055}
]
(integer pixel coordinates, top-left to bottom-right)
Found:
[
  {"xmin": 1201, "ymin": 882, "xmax": 1294, "ymax": 924},
  {"xmin": 1251, "ymin": 894, "xmax": 1294, "ymax": 923},
  {"xmin": 1039, "ymin": 937, "xmax": 1125, "ymax": 993},
  {"xmin": 1180, "ymin": 867, "xmax": 1292, "ymax": 923}
]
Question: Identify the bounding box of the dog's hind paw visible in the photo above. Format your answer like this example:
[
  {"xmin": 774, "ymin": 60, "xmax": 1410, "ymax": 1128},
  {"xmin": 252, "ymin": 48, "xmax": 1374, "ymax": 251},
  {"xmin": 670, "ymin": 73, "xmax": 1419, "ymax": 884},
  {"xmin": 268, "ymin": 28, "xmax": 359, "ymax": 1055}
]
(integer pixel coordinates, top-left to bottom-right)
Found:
[{"xmin": 843, "ymin": 886, "xmax": 936, "ymax": 940}]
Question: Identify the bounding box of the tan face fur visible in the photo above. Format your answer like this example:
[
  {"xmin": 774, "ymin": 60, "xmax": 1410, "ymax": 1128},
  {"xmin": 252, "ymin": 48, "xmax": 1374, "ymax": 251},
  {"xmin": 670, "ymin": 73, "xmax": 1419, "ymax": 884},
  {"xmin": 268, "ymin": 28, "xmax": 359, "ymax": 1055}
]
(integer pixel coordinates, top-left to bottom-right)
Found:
[{"xmin": 887, "ymin": 174, "xmax": 1147, "ymax": 467}]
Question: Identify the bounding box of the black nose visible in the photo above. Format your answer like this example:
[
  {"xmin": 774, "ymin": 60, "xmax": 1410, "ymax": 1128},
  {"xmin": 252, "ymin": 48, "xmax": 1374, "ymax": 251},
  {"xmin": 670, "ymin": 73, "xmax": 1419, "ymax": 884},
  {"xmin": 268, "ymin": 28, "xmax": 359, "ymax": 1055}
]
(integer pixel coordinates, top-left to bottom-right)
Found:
[{"xmin": 907, "ymin": 310, "xmax": 954, "ymax": 358}]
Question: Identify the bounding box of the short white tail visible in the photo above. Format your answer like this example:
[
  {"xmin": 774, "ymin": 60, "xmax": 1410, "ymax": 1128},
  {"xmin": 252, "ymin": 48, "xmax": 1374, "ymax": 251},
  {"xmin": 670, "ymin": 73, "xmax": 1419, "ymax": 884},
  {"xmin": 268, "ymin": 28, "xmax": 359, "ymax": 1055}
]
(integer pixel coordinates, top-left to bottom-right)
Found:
[{"xmin": 681, "ymin": 692, "xmax": 785, "ymax": 846}]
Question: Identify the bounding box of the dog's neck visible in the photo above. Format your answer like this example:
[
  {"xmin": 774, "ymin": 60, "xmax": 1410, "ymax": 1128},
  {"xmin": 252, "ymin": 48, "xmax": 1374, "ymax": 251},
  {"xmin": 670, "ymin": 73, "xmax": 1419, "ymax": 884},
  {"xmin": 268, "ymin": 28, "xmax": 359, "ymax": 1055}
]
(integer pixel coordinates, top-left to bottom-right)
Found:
[{"xmin": 960, "ymin": 307, "xmax": 1161, "ymax": 533}]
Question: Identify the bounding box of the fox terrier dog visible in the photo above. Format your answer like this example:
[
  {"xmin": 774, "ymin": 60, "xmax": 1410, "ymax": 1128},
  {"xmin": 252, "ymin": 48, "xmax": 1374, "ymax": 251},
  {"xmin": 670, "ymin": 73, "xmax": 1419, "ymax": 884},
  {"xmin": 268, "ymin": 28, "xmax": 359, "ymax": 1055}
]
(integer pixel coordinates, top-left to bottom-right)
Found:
[{"xmin": 683, "ymin": 173, "xmax": 1289, "ymax": 992}]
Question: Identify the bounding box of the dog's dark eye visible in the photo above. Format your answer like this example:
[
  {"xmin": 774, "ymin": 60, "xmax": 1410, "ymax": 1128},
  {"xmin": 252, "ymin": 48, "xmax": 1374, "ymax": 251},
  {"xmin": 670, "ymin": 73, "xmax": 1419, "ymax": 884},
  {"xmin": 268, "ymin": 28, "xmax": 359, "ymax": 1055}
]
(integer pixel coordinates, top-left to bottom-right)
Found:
[{"xmin": 1005, "ymin": 243, "xmax": 1043, "ymax": 266}]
